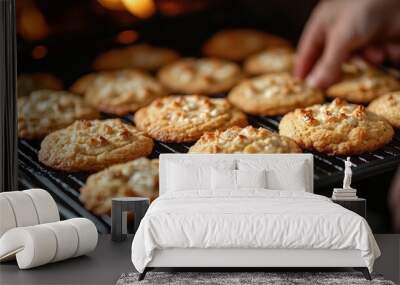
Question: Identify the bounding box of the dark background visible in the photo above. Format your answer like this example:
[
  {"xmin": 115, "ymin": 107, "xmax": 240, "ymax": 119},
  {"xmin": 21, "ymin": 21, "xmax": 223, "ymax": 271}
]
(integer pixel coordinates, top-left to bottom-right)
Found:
[{"xmin": 17, "ymin": 0, "xmax": 317, "ymax": 83}]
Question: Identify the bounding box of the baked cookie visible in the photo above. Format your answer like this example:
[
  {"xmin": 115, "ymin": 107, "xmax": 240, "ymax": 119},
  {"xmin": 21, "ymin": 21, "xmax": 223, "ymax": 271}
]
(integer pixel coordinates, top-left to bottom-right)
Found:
[
  {"xmin": 368, "ymin": 91, "xmax": 400, "ymax": 128},
  {"xmin": 189, "ymin": 126, "xmax": 301, "ymax": 153},
  {"xmin": 244, "ymin": 47, "xmax": 294, "ymax": 75},
  {"xmin": 38, "ymin": 119, "xmax": 154, "ymax": 172},
  {"xmin": 279, "ymin": 98, "xmax": 394, "ymax": 155},
  {"xmin": 70, "ymin": 73, "xmax": 97, "ymax": 95},
  {"xmin": 327, "ymin": 60, "xmax": 400, "ymax": 103},
  {"xmin": 157, "ymin": 58, "xmax": 242, "ymax": 95},
  {"xmin": 18, "ymin": 90, "xmax": 100, "ymax": 140},
  {"xmin": 83, "ymin": 70, "xmax": 166, "ymax": 115},
  {"xmin": 202, "ymin": 29, "xmax": 291, "ymax": 61},
  {"xmin": 134, "ymin": 95, "xmax": 248, "ymax": 143},
  {"xmin": 17, "ymin": 73, "xmax": 62, "ymax": 97},
  {"xmin": 228, "ymin": 73, "xmax": 324, "ymax": 116},
  {"xmin": 80, "ymin": 158, "xmax": 158, "ymax": 215},
  {"xmin": 93, "ymin": 44, "xmax": 179, "ymax": 71}
]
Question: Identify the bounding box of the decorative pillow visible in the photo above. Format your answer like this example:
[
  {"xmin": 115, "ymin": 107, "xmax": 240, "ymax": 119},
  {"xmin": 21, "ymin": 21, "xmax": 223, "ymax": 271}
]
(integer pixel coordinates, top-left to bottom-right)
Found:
[
  {"xmin": 236, "ymin": 169, "xmax": 267, "ymax": 189},
  {"xmin": 167, "ymin": 160, "xmax": 235, "ymax": 191},
  {"xmin": 211, "ymin": 168, "xmax": 237, "ymax": 190},
  {"xmin": 237, "ymin": 159, "xmax": 309, "ymax": 192}
]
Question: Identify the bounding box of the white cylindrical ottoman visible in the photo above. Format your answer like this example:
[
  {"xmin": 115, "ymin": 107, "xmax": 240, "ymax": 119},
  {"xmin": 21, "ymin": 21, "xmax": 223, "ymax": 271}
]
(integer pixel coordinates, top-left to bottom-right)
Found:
[
  {"xmin": 23, "ymin": 189, "xmax": 59, "ymax": 224},
  {"xmin": 0, "ymin": 196, "xmax": 17, "ymax": 237},
  {"xmin": 0, "ymin": 218, "xmax": 98, "ymax": 269},
  {"xmin": 0, "ymin": 189, "xmax": 60, "ymax": 238},
  {"xmin": 1, "ymin": 191, "xmax": 39, "ymax": 227}
]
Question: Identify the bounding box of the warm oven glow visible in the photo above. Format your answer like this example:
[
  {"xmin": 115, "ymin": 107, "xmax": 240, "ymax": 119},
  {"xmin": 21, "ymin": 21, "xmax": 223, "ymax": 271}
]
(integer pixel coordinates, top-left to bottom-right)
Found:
[
  {"xmin": 121, "ymin": 0, "xmax": 156, "ymax": 19},
  {"xmin": 97, "ymin": 0, "xmax": 126, "ymax": 11},
  {"xmin": 98, "ymin": 0, "xmax": 156, "ymax": 19}
]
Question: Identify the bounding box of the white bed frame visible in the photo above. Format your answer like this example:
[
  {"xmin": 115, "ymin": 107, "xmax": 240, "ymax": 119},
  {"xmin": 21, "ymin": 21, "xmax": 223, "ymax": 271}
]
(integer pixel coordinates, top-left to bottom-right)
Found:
[{"xmin": 140, "ymin": 154, "xmax": 371, "ymax": 280}]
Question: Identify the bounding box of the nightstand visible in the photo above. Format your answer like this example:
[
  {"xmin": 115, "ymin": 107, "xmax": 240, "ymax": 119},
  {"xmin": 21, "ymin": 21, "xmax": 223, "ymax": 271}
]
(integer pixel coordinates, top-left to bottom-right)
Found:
[
  {"xmin": 331, "ymin": 198, "xmax": 366, "ymax": 219},
  {"xmin": 111, "ymin": 197, "xmax": 149, "ymax": 242}
]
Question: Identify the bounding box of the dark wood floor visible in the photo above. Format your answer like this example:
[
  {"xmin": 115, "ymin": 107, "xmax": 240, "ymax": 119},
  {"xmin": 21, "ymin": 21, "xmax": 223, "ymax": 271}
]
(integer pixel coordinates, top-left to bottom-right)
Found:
[{"xmin": 1, "ymin": 235, "xmax": 399, "ymax": 285}]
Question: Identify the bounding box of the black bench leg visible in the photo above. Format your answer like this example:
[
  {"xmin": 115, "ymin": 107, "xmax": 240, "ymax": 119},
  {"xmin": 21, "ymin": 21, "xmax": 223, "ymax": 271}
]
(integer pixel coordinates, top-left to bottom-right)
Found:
[
  {"xmin": 138, "ymin": 268, "xmax": 153, "ymax": 281},
  {"xmin": 354, "ymin": 267, "xmax": 371, "ymax": 280},
  {"xmin": 362, "ymin": 268, "xmax": 372, "ymax": 281},
  {"xmin": 138, "ymin": 268, "xmax": 147, "ymax": 281}
]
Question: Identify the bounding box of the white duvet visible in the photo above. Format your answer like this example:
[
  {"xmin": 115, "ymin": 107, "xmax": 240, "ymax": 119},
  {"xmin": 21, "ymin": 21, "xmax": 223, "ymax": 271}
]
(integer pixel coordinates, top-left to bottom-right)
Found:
[{"xmin": 131, "ymin": 190, "xmax": 380, "ymax": 273}]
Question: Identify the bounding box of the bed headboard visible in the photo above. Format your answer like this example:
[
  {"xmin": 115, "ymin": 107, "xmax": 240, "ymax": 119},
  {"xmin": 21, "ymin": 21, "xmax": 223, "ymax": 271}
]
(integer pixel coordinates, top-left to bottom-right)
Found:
[{"xmin": 159, "ymin": 154, "xmax": 314, "ymax": 195}]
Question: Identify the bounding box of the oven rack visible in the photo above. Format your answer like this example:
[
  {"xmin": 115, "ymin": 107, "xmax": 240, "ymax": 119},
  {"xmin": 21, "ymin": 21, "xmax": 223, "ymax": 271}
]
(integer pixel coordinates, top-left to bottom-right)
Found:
[{"xmin": 18, "ymin": 114, "xmax": 400, "ymax": 233}]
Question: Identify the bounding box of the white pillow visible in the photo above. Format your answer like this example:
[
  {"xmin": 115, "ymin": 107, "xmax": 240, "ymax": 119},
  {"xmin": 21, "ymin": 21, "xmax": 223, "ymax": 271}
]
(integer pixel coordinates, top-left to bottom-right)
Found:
[
  {"xmin": 237, "ymin": 159, "xmax": 309, "ymax": 192},
  {"xmin": 236, "ymin": 169, "xmax": 267, "ymax": 189},
  {"xmin": 168, "ymin": 163, "xmax": 211, "ymax": 191},
  {"xmin": 167, "ymin": 160, "xmax": 235, "ymax": 191},
  {"xmin": 211, "ymin": 168, "xmax": 236, "ymax": 190},
  {"xmin": 211, "ymin": 169, "xmax": 267, "ymax": 190}
]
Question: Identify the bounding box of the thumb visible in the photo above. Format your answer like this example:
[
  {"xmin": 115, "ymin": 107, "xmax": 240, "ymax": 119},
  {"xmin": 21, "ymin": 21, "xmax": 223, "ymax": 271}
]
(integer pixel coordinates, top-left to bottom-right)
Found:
[{"xmin": 306, "ymin": 24, "xmax": 356, "ymax": 89}]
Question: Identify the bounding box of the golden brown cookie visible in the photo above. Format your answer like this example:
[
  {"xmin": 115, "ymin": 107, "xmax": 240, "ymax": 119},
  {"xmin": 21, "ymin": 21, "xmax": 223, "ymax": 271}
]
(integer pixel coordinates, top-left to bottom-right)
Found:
[
  {"xmin": 93, "ymin": 44, "xmax": 179, "ymax": 71},
  {"xmin": 228, "ymin": 73, "xmax": 324, "ymax": 116},
  {"xmin": 134, "ymin": 95, "xmax": 248, "ymax": 143},
  {"xmin": 202, "ymin": 29, "xmax": 291, "ymax": 61},
  {"xmin": 70, "ymin": 73, "xmax": 97, "ymax": 95},
  {"xmin": 157, "ymin": 58, "xmax": 242, "ymax": 95},
  {"xmin": 80, "ymin": 158, "xmax": 158, "ymax": 215},
  {"xmin": 189, "ymin": 126, "xmax": 301, "ymax": 153},
  {"xmin": 279, "ymin": 98, "xmax": 394, "ymax": 155},
  {"xmin": 17, "ymin": 73, "xmax": 62, "ymax": 97},
  {"xmin": 38, "ymin": 119, "xmax": 154, "ymax": 172},
  {"xmin": 368, "ymin": 91, "xmax": 400, "ymax": 128},
  {"xmin": 327, "ymin": 59, "xmax": 400, "ymax": 103},
  {"xmin": 243, "ymin": 47, "xmax": 294, "ymax": 75},
  {"xmin": 18, "ymin": 90, "xmax": 100, "ymax": 140},
  {"xmin": 83, "ymin": 69, "xmax": 166, "ymax": 115}
]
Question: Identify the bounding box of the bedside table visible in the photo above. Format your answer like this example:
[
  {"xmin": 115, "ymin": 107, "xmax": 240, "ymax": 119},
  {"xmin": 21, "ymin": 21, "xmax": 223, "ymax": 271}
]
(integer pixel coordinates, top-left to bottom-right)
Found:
[
  {"xmin": 112, "ymin": 197, "xmax": 150, "ymax": 242},
  {"xmin": 331, "ymin": 198, "xmax": 366, "ymax": 218}
]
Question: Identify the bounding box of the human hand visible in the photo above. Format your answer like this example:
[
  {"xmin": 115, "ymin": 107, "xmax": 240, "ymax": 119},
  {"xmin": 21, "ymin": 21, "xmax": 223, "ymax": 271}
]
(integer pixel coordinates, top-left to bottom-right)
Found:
[{"xmin": 294, "ymin": 0, "xmax": 400, "ymax": 89}]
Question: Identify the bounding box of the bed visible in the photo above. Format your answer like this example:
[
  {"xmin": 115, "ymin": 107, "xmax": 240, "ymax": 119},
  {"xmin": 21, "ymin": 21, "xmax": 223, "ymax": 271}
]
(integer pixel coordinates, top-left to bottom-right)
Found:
[{"xmin": 131, "ymin": 154, "xmax": 380, "ymax": 280}]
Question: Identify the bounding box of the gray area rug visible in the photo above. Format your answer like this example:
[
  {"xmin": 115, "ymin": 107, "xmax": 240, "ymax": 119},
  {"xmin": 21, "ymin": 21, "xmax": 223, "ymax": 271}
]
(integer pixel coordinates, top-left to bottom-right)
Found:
[{"xmin": 117, "ymin": 272, "xmax": 395, "ymax": 285}]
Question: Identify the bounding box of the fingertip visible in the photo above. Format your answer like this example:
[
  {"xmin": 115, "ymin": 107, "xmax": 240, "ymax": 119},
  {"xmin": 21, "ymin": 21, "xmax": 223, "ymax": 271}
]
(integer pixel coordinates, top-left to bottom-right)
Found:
[
  {"xmin": 305, "ymin": 65, "xmax": 340, "ymax": 90},
  {"xmin": 306, "ymin": 30, "xmax": 350, "ymax": 89},
  {"xmin": 305, "ymin": 75, "xmax": 331, "ymax": 90},
  {"xmin": 305, "ymin": 74, "xmax": 319, "ymax": 88}
]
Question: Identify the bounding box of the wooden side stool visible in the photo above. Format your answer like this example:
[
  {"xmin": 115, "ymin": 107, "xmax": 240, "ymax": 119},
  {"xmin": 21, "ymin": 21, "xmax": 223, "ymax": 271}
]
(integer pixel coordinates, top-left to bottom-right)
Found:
[{"xmin": 111, "ymin": 197, "xmax": 149, "ymax": 242}]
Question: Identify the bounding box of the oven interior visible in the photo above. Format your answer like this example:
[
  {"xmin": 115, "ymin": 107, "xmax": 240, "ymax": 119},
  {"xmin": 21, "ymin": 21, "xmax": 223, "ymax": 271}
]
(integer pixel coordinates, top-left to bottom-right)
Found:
[{"xmin": 17, "ymin": 0, "xmax": 400, "ymax": 233}]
